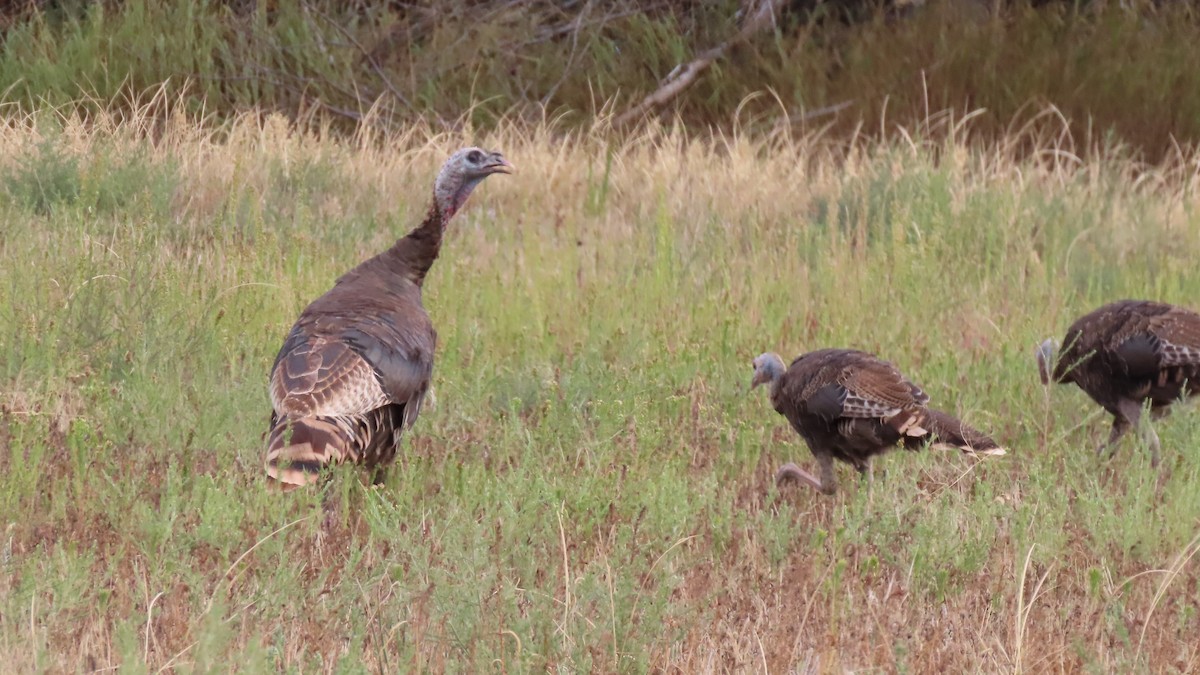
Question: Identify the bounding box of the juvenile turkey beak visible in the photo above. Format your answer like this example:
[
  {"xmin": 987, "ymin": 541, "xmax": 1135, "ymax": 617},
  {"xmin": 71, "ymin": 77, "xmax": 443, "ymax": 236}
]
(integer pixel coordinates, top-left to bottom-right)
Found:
[{"xmin": 750, "ymin": 368, "xmax": 765, "ymax": 389}]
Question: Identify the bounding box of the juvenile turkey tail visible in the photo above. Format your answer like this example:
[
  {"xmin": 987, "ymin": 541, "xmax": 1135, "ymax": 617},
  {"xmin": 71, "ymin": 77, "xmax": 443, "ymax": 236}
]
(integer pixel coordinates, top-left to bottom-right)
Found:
[
  {"xmin": 918, "ymin": 408, "xmax": 1007, "ymax": 456},
  {"xmin": 265, "ymin": 406, "xmax": 405, "ymax": 489}
]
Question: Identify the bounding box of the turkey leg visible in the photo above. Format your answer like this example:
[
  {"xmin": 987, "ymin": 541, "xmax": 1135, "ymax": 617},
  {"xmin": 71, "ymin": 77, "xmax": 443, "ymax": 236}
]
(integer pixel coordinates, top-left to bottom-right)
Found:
[
  {"xmin": 1097, "ymin": 411, "xmax": 1132, "ymax": 459},
  {"xmin": 1103, "ymin": 399, "xmax": 1162, "ymax": 467},
  {"xmin": 1115, "ymin": 398, "xmax": 1162, "ymax": 467},
  {"xmin": 775, "ymin": 463, "xmax": 822, "ymax": 491},
  {"xmin": 775, "ymin": 452, "xmax": 838, "ymax": 494}
]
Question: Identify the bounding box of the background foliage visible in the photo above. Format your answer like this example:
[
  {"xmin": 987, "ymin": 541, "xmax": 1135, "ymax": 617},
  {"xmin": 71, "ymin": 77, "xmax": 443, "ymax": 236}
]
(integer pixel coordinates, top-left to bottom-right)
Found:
[{"xmin": 1, "ymin": 0, "xmax": 1199, "ymax": 159}]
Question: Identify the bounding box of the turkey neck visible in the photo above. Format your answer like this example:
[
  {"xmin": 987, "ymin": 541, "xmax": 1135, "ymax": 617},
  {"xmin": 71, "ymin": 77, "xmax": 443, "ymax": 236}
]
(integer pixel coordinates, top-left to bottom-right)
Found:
[
  {"xmin": 385, "ymin": 198, "xmax": 448, "ymax": 287},
  {"xmin": 766, "ymin": 374, "xmax": 784, "ymax": 405}
]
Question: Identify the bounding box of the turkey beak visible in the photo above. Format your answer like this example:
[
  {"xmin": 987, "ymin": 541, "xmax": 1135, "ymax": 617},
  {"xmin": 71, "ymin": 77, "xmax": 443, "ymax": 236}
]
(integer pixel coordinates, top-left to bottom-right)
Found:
[{"xmin": 487, "ymin": 155, "xmax": 515, "ymax": 175}]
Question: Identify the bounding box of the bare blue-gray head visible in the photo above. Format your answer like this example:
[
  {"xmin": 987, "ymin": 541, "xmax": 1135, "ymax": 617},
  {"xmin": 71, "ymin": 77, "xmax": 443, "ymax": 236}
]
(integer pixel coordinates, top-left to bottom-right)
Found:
[
  {"xmin": 1035, "ymin": 338, "xmax": 1058, "ymax": 386},
  {"xmin": 434, "ymin": 147, "xmax": 514, "ymax": 219},
  {"xmin": 751, "ymin": 352, "xmax": 786, "ymax": 390}
]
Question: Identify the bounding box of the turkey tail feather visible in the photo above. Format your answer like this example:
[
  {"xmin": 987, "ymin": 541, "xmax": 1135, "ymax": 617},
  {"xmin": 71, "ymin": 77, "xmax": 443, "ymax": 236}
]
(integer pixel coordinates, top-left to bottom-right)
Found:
[
  {"xmin": 264, "ymin": 405, "xmax": 407, "ymax": 489},
  {"xmin": 914, "ymin": 408, "xmax": 1007, "ymax": 456},
  {"xmin": 265, "ymin": 415, "xmax": 357, "ymax": 489}
]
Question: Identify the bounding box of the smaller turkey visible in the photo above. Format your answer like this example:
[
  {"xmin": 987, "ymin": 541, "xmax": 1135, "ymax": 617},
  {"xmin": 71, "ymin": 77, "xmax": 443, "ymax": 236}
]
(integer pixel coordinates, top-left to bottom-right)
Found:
[
  {"xmin": 752, "ymin": 348, "xmax": 1006, "ymax": 495},
  {"xmin": 1037, "ymin": 299, "xmax": 1200, "ymax": 466}
]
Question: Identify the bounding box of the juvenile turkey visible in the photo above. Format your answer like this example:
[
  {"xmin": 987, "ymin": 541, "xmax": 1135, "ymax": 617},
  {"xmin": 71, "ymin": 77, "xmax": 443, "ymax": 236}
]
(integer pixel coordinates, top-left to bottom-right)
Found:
[
  {"xmin": 752, "ymin": 349, "xmax": 1006, "ymax": 495},
  {"xmin": 1037, "ymin": 299, "xmax": 1200, "ymax": 466},
  {"xmin": 265, "ymin": 147, "xmax": 513, "ymax": 489}
]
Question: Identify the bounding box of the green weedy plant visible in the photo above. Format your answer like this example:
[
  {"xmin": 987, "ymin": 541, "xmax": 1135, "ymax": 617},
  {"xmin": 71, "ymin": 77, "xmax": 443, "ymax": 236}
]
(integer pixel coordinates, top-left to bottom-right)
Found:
[{"xmin": 3, "ymin": 133, "xmax": 83, "ymax": 215}]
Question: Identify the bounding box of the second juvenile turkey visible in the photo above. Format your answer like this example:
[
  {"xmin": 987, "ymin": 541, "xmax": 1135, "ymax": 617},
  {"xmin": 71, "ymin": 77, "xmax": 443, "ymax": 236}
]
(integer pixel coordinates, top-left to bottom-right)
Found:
[
  {"xmin": 752, "ymin": 348, "xmax": 1006, "ymax": 494},
  {"xmin": 1037, "ymin": 299, "xmax": 1200, "ymax": 467},
  {"xmin": 265, "ymin": 147, "xmax": 513, "ymax": 489}
]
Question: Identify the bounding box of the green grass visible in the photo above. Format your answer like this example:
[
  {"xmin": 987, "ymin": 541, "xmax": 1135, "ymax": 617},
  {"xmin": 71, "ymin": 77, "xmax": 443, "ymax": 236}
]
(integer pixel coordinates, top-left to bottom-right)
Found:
[{"xmin": 1, "ymin": 111, "xmax": 1199, "ymax": 672}]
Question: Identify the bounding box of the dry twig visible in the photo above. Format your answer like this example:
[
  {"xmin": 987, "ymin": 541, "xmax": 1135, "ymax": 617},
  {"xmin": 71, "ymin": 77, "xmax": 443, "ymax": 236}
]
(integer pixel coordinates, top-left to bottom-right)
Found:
[{"xmin": 615, "ymin": 0, "xmax": 785, "ymax": 126}]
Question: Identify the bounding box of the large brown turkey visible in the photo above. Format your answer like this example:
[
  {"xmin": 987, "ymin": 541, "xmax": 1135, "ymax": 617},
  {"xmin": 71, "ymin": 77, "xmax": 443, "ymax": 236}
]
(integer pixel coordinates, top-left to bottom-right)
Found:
[
  {"xmin": 1037, "ymin": 299, "xmax": 1200, "ymax": 467},
  {"xmin": 752, "ymin": 349, "xmax": 1006, "ymax": 495},
  {"xmin": 265, "ymin": 147, "xmax": 513, "ymax": 489}
]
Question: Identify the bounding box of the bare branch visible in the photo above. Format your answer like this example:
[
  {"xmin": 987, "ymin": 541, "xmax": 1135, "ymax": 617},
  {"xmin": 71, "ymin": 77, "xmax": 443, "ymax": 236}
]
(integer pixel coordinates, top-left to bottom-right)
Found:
[
  {"xmin": 615, "ymin": 0, "xmax": 786, "ymax": 127},
  {"xmin": 307, "ymin": 5, "xmax": 414, "ymax": 111}
]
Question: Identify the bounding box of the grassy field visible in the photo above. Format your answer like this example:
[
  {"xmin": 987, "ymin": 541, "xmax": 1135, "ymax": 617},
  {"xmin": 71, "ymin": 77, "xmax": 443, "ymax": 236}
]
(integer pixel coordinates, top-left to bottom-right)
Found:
[{"xmin": 1, "ymin": 110, "xmax": 1199, "ymax": 672}]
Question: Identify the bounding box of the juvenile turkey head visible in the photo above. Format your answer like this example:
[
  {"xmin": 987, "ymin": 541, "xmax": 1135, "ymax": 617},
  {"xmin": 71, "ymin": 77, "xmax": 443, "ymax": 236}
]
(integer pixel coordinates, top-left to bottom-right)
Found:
[
  {"xmin": 434, "ymin": 147, "xmax": 514, "ymax": 218},
  {"xmin": 751, "ymin": 352, "xmax": 786, "ymax": 389},
  {"xmin": 1035, "ymin": 338, "xmax": 1058, "ymax": 385}
]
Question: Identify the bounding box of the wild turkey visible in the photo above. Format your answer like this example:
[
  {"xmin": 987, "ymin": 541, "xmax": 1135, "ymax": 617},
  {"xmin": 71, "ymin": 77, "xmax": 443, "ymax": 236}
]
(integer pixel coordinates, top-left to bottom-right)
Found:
[
  {"xmin": 1036, "ymin": 299, "xmax": 1200, "ymax": 467},
  {"xmin": 265, "ymin": 147, "xmax": 513, "ymax": 489},
  {"xmin": 751, "ymin": 349, "xmax": 1006, "ymax": 494}
]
